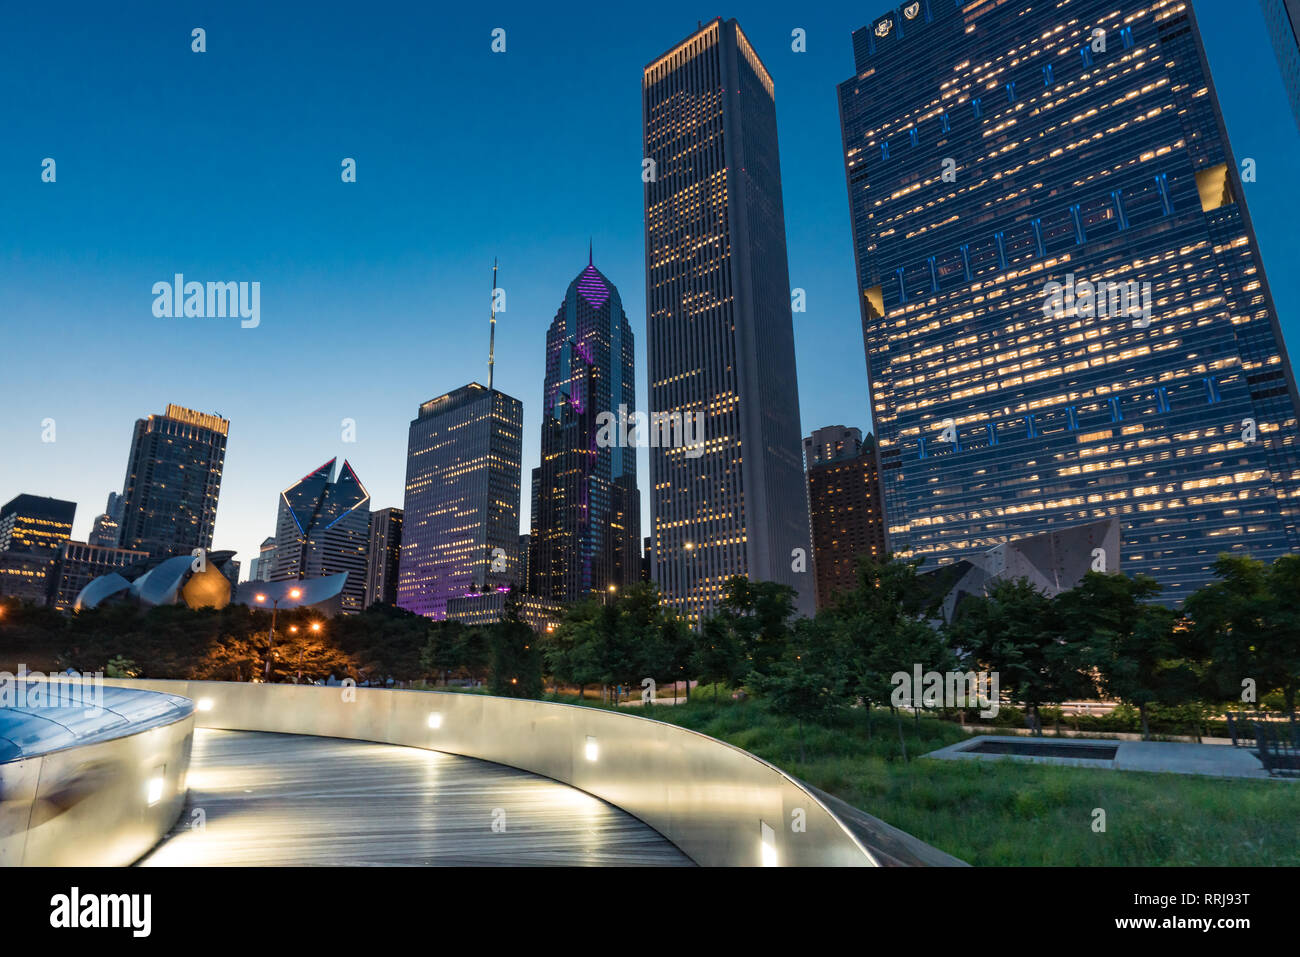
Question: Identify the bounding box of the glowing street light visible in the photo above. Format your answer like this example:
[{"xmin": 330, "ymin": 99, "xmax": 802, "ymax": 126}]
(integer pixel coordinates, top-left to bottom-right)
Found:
[{"xmin": 255, "ymin": 587, "xmax": 303, "ymax": 682}]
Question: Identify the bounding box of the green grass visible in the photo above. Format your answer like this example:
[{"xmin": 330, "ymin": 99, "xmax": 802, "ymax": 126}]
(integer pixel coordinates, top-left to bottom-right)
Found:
[{"xmin": 549, "ymin": 691, "xmax": 1300, "ymax": 866}]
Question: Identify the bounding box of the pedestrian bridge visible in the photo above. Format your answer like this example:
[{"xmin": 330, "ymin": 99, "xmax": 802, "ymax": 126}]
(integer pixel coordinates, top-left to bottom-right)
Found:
[{"xmin": 3, "ymin": 678, "xmax": 961, "ymax": 867}]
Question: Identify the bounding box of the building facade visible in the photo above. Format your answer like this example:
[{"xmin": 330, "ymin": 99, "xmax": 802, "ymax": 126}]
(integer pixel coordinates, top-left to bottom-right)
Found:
[
  {"xmin": 805, "ymin": 426, "xmax": 887, "ymax": 610},
  {"xmin": 838, "ymin": 0, "xmax": 1300, "ymax": 600},
  {"xmin": 364, "ymin": 507, "xmax": 404, "ymax": 608},
  {"xmin": 0, "ymin": 495, "xmax": 75, "ymax": 554},
  {"xmin": 397, "ymin": 383, "xmax": 523, "ymax": 619},
  {"xmin": 117, "ymin": 404, "xmax": 229, "ymax": 559},
  {"xmin": 1261, "ymin": 0, "xmax": 1300, "ymax": 132},
  {"xmin": 270, "ymin": 458, "xmax": 371, "ymax": 614},
  {"xmin": 642, "ymin": 18, "xmax": 813, "ymax": 622},
  {"xmin": 529, "ymin": 255, "xmax": 640, "ymax": 603},
  {"xmin": 48, "ymin": 541, "xmax": 149, "ymax": 612}
]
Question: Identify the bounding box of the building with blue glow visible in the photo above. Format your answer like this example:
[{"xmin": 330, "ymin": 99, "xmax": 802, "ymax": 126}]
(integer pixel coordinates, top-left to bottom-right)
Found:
[
  {"xmin": 838, "ymin": 0, "xmax": 1300, "ymax": 600},
  {"xmin": 270, "ymin": 458, "xmax": 371, "ymax": 613},
  {"xmin": 529, "ymin": 253, "xmax": 640, "ymax": 602}
]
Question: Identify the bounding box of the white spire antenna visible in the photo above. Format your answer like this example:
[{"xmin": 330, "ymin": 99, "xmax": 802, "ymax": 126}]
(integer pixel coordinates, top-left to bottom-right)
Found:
[{"xmin": 488, "ymin": 258, "xmax": 498, "ymax": 391}]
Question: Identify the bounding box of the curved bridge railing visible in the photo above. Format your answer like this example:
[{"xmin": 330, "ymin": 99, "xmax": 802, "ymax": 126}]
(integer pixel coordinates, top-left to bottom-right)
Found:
[
  {"xmin": 98, "ymin": 678, "xmax": 879, "ymax": 867},
  {"xmin": 0, "ymin": 682, "xmax": 194, "ymax": 866}
]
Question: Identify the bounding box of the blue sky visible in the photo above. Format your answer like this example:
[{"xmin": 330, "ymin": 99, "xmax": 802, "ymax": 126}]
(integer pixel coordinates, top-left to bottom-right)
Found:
[{"xmin": 2, "ymin": 0, "xmax": 1297, "ymax": 574}]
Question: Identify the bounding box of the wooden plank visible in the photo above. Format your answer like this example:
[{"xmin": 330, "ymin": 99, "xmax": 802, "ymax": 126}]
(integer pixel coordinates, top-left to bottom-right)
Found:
[{"xmin": 138, "ymin": 729, "xmax": 693, "ymax": 867}]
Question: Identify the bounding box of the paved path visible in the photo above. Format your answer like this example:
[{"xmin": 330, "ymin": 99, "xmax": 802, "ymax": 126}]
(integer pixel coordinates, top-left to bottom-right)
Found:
[
  {"xmin": 138, "ymin": 729, "xmax": 694, "ymax": 866},
  {"xmin": 924, "ymin": 735, "xmax": 1273, "ymax": 779}
]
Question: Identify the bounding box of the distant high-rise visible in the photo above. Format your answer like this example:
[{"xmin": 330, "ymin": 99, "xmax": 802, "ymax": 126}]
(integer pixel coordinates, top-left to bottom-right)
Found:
[
  {"xmin": 0, "ymin": 494, "xmax": 75, "ymax": 554},
  {"xmin": 397, "ymin": 383, "xmax": 523, "ymax": 619},
  {"xmin": 1261, "ymin": 0, "xmax": 1300, "ymax": 131},
  {"xmin": 249, "ymin": 536, "xmax": 276, "ymax": 582},
  {"xmin": 117, "ymin": 404, "xmax": 228, "ymax": 559},
  {"xmin": 88, "ymin": 492, "xmax": 122, "ymax": 547},
  {"xmin": 364, "ymin": 507, "xmax": 403, "ymax": 608},
  {"xmin": 529, "ymin": 254, "xmax": 640, "ymax": 602},
  {"xmin": 271, "ymin": 458, "xmax": 371, "ymax": 614},
  {"xmin": 804, "ymin": 426, "xmax": 886, "ymax": 610},
  {"xmin": 838, "ymin": 0, "xmax": 1300, "ymax": 601},
  {"xmin": 642, "ymin": 18, "xmax": 812, "ymax": 622}
]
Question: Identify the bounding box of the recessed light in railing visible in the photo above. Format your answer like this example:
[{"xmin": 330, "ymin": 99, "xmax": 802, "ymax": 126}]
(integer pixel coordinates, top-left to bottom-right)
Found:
[
  {"xmin": 585, "ymin": 735, "xmax": 599, "ymax": 762},
  {"xmin": 760, "ymin": 821, "xmax": 777, "ymax": 867},
  {"xmin": 427, "ymin": 713, "xmax": 443, "ymax": 729},
  {"xmin": 196, "ymin": 698, "xmax": 214, "ymax": 712},
  {"xmin": 146, "ymin": 774, "xmax": 165, "ymax": 807}
]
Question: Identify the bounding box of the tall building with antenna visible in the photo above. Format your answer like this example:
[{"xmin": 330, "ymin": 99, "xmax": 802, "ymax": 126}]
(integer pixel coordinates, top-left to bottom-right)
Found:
[
  {"xmin": 529, "ymin": 249, "xmax": 640, "ymax": 602},
  {"xmin": 396, "ymin": 264, "xmax": 524, "ymax": 619}
]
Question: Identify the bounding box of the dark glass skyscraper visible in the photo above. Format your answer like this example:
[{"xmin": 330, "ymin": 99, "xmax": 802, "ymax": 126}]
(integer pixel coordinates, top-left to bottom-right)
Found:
[
  {"xmin": 643, "ymin": 18, "xmax": 812, "ymax": 622},
  {"xmin": 364, "ymin": 506, "xmax": 403, "ymax": 607},
  {"xmin": 397, "ymin": 383, "xmax": 523, "ymax": 619},
  {"xmin": 117, "ymin": 403, "xmax": 228, "ymax": 559},
  {"xmin": 529, "ymin": 254, "xmax": 640, "ymax": 602},
  {"xmin": 839, "ymin": 0, "xmax": 1300, "ymax": 601},
  {"xmin": 1261, "ymin": 0, "xmax": 1300, "ymax": 132},
  {"xmin": 271, "ymin": 457, "xmax": 371, "ymax": 613}
]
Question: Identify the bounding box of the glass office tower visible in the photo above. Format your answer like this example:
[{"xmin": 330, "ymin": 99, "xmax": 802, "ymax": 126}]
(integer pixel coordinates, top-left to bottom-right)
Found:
[
  {"xmin": 643, "ymin": 18, "xmax": 813, "ymax": 622},
  {"xmin": 1261, "ymin": 0, "xmax": 1300, "ymax": 132},
  {"xmin": 839, "ymin": 0, "xmax": 1300, "ymax": 600},
  {"xmin": 397, "ymin": 383, "xmax": 523, "ymax": 619},
  {"xmin": 117, "ymin": 403, "xmax": 229, "ymax": 559},
  {"xmin": 529, "ymin": 254, "xmax": 640, "ymax": 602}
]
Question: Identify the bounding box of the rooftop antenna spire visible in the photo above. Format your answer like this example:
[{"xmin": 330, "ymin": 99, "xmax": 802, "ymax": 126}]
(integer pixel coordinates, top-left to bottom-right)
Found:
[
  {"xmin": 488, "ymin": 257, "xmax": 498, "ymax": 391},
  {"xmin": 589, "ymin": 237, "xmax": 593, "ymax": 266}
]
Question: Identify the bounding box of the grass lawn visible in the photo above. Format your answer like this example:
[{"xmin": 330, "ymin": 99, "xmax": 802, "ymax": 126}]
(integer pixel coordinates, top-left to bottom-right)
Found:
[{"xmin": 549, "ymin": 690, "xmax": 1300, "ymax": 866}]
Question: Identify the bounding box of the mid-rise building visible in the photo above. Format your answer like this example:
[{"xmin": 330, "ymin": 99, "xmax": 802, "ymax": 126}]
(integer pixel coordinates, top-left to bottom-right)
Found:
[
  {"xmin": 117, "ymin": 404, "xmax": 228, "ymax": 559},
  {"xmin": 804, "ymin": 426, "xmax": 887, "ymax": 610},
  {"xmin": 270, "ymin": 458, "xmax": 371, "ymax": 614},
  {"xmin": 642, "ymin": 19, "xmax": 813, "ymax": 622},
  {"xmin": 364, "ymin": 507, "xmax": 403, "ymax": 608},
  {"xmin": 48, "ymin": 541, "xmax": 149, "ymax": 612},
  {"xmin": 838, "ymin": 0, "xmax": 1300, "ymax": 600},
  {"xmin": 397, "ymin": 383, "xmax": 523, "ymax": 619},
  {"xmin": 0, "ymin": 494, "xmax": 75, "ymax": 554},
  {"xmin": 528, "ymin": 254, "xmax": 640, "ymax": 602}
]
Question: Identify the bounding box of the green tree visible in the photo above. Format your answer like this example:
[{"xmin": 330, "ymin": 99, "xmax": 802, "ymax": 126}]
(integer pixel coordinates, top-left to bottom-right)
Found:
[
  {"xmin": 946, "ymin": 577, "xmax": 1087, "ymax": 734},
  {"xmin": 489, "ymin": 588, "xmax": 542, "ymax": 697},
  {"xmin": 749, "ymin": 617, "xmax": 847, "ymax": 762},
  {"xmin": 1184, "ymin": 554, "xmax": 1300, "ymax": 711},
  {"xmin": 1058, "ymin": 571, "xmax": 1181, "ymax": 738}
]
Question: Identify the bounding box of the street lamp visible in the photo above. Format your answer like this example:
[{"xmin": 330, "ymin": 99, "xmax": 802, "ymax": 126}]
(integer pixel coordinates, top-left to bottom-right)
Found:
[{"xmin": 255, "ymin": 587, "xmax": 302, "ymax": 682}]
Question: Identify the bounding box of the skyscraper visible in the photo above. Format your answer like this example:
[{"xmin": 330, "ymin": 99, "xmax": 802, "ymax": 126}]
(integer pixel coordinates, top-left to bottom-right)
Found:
[
  {"xmin": 642, "ymin": 18, "xmax": 812, "ymax": 622},
  {"xmin": 1261, "ymin": 0, "xmax": 1300, "ymax": 131},
  {"xmin": 364, "ymin": 507, "xmax": 403, "ymax": 608},
  {"xmin": 271, "ymin": 458, "xmax": 371, "ymax": 614},
  {"xmin": 117, "ymin": 404, "xmax": 228, "ymax": 559},
  {"xmin": 804, "ymin": 426, "xmax": 886, "ymax": 610},
  {"xmin": 838, "ymin": 0, "xmax": 1300, "ymax": 601},
  {"xmin": 529, "ymin": 254, "xmax": 640, "ymax": 602},
  {"xmin": 88, "ymin": 492, "xmax": 122, "ymax": 547},
  {"xmin": 397, "ymin": 383, "xmax": 523, "ymax": 619}
]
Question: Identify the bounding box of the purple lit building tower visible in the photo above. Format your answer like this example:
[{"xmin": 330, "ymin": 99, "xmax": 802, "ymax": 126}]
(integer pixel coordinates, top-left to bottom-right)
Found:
[
  {"xmin": 529, "ymin": 252, "xmax": 640, "ymax": 601},
  {"xmin": 397, "ymin": 383, "xmax": 523, "ymax": 619}
]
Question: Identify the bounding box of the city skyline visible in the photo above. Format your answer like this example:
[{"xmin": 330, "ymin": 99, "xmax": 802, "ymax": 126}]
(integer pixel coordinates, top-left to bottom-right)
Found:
[{"xmin": 3, "ymin": 2, "xmax": 1300, "ymax": 586}]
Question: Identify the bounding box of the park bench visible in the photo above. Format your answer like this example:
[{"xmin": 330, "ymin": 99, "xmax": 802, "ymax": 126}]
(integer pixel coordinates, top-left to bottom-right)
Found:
[{"xmin": 1251, "ymin": 720, "xmax": 1300, "ymax": 777}]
